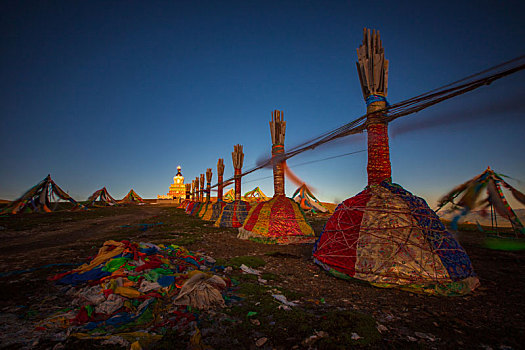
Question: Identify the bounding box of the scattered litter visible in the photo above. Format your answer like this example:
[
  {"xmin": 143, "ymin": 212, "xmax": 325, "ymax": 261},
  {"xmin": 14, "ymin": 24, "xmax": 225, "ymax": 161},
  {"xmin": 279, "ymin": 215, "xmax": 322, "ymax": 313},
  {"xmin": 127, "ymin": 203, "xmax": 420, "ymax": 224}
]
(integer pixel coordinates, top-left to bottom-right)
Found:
[
  {"xmin": 302, "ymin": 330, "xmax": 329, "ymax": 346},
  {"xmin": 250, "ymin": 319, "xmax": 261, "ymax": 326},
  {"xmin": 257, "ymin": 277, "xmax": 267, "ymax": 284},
  {"xmin": 101, "ymin": 335, "xmax": 130, "ymax": 347},
  {"xmin": 272, "ymin": 294, "xmax": 298, "ymax": 307},
  {"xmin": 240, "ymin": 264, "xmax": 261, "ymax": 275},
  {"xmin": 247, "ymin": 311, "xmax": 258, "ymax": 317},
  {"xmin": 415, "ymin": 331, "xmax": 436, "ymax": 341},
  {"xmin": 377, "ymin": 324, "xmax": 388, "ymax": 333},
  {"xmin": 255, "ymin": 337, "xmax": 268, "ymax": 347},
  {"xmin": 407, "ymin": 336, "xmax": 418, "ymax": 342},
  {"xmin": 351, "ymin": 332, "xmax": 362, "ymax": 340}
]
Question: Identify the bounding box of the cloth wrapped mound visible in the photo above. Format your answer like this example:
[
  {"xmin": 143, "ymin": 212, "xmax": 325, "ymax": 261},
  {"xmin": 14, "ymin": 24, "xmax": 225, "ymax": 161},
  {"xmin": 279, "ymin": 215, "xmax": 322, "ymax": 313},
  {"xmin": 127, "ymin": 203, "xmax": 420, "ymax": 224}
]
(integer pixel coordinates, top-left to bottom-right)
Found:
[
  {"xmin": 313, "ymin": 181, "xmax": 480, "ymax": 296},
  {"xmin": 238, "ymin": 195, "xmax": 315, "ymax": 244}
]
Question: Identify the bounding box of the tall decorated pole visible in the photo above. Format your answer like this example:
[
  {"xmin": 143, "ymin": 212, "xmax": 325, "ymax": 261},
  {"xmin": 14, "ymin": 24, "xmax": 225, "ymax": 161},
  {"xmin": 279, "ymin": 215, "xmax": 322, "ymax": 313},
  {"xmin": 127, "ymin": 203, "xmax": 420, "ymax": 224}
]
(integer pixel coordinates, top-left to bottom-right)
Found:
[
  {"xmin": 199, "ymin": 174, "xmax": 205, "ymax": 202},
  {"xmin": 178, "ymin": 183, "xmax": 192, "ymax": 209},
  {"xmin": 270, "ymin": 110, "xmax": 286, "ymax": 196},
  {"xmin": 232, "ymin": 144, "xmax": 244, "ymax": 201},
  {"xmin": 217, "ymin": 158, "xmax": 225, "ymax": 202},
  {"xmin": 188, "ymin": 176, "xmax": 202, "ymax": 215},
  {"xmin": 186, "ymin": 179, "xmax": 197, "ymax": 214},
  {"xmin": 239, "ymin": 110, "xmax": 315, "ymax": 244},
  {"xmin": 205, "ymin": 168, "xmax": 212, "ymax": 202},
  {"xmin": 313, "ymin": 28, "xmax": 479, "ymax": 296},
  {"xmin": 195, "ymin": 177, "xmax": 200, "ymax": 201},
  {"xmin": 208, "ymin": 158, "xmax": 226, "ymax": 221},
  {"xmin": 214, "ymin": 144, "xmax": 252, "ymax": 228},
  {"xmin": 185, "ymin": 184, "xmax": 191, "ymax": 200},
  {"xmin": 196, "ymin": 168, "xmax": 214, "ymax": 219},
  {"xmin": 356, "ymin": 28, "xmax": 391, "ymax": 186}
]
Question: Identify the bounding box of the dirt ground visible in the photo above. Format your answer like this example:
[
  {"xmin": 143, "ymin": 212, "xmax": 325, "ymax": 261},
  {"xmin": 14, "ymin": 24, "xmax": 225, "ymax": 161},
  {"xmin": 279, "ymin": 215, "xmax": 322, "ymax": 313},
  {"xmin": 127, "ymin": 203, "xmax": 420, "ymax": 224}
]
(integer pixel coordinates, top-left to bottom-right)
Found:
[{"xmin": 0, "ymin": 204, "xmax": 524, "ymax": 349}]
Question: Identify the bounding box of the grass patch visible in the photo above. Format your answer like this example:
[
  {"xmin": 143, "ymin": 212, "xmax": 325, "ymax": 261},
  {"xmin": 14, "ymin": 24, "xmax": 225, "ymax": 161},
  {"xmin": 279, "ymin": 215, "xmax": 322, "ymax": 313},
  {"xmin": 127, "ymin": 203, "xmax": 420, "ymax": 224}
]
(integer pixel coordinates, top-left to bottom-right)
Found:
[
  {"xmin": 235, "ymin": 273, "xmax": 259, "ymax": 281},
  {"xmin": 261, "ymin": 272, "xmax": 280, "ymax": 281},
  {"xmin": 172, "ymin": 233, "xmax": 202, "ymax": 246},
  {"xmin": 228, "ymin": 256, "xmax": 266, "ymax": 268},
  {"xmin": 210, "ymin": 280, "xmax": 380, "ymax": 349},
  {"xmin": 317, "ymin": 310, "xmax": 381, "ymax": 348}
]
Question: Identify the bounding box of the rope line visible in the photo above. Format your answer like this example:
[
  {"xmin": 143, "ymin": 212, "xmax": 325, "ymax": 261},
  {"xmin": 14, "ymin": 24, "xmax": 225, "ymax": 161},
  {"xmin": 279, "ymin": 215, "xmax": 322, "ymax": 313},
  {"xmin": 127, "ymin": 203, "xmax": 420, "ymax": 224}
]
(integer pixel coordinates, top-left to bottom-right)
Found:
[{"xmin": 210, "ymin": 55, "xmax": 525, "ymax": 190}]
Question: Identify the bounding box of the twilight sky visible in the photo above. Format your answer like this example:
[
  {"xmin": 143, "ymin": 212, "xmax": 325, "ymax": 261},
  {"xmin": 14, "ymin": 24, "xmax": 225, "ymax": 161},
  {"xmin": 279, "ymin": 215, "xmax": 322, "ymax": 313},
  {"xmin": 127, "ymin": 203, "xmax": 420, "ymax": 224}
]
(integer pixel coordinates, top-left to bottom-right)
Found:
[{"xmin": 1, "ymin": 0, "xmax": 524, "ymax": 208}]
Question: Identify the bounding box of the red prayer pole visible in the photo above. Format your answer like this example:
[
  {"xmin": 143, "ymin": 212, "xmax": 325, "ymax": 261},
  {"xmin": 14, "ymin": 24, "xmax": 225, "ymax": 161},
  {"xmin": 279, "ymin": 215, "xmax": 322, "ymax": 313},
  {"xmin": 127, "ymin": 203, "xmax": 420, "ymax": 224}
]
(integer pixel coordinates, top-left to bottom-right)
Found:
[
  {"xmin": 272, "ymin": 144, "xmax": 285, "ymax": 196},
  {"xmin": 366, "ymin": 100, "xmax": 391, "ymax": 186},
  {"xmin": 218, "ymin": 174, "xmax": 223, "ymax": 202},
  {"xmin": 234, "ymin": 168, "xmax": 242, "ymax": 201}
]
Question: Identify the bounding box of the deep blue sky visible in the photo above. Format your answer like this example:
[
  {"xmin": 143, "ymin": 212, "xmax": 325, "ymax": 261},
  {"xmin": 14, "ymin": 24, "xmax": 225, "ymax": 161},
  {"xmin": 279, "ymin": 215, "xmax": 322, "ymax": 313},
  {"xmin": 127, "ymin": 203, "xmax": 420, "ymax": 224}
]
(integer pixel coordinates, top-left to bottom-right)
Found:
[{"xmin": 1, "ymin": 0, "xmax": 524, "ymax": 208}]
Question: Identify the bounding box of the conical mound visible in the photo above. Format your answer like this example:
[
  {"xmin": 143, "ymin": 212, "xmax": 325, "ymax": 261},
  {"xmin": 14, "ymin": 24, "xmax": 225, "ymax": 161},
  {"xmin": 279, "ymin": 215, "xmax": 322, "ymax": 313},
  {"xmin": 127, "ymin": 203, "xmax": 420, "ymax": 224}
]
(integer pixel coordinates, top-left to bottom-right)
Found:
[
  {"xmin": 239, "ymin": 195, "xmax": 316, "ymax": 244},
  {"xmin": 190, "ymin": 202, "xmax": 203, "ymax": 216},
  {"xmin": 209, "ymin": 201, "xmax": 227, "ymax": 222},
  {"xmin": 292, "ymin": 184, "xmax": 328, "ymax": 213},
  {"xmin": 244, "ymin": 187, "xmax": 269, "ymax": 203},
  {"xmin": 214, "ymin": 200, "xmax": 251, "ymax": 228},
  {"xmin": 119, "ymin": 189, "xmax": 144, "ymax": 204},
  {"xmin": 313, "ymin": 181, "xmax": 479, "ymax": 296},
  {"xmin": 199, "ymin": 202, "xmax": 214, "ymax": 220},
  {"xmin": 438, "ymin": 167, "xmax": 525, "ymax": 235},
  {"xmin": 223, "ymin": 188, "xmax": 235, "ymax": 202},
  {"xmin": 185, "ymin": 201, "xmax": 196, "ymax": 214},
  {"xmin": 2, "ymin": 175, "xmax": 84, "ymax": 214},
  {"xmin": 178, "ymin": 200, "xmax": 189, "ymax": 209},
  {"xmin": 86, "ymin": 187, "xmax": 118, "ymax": 207}
]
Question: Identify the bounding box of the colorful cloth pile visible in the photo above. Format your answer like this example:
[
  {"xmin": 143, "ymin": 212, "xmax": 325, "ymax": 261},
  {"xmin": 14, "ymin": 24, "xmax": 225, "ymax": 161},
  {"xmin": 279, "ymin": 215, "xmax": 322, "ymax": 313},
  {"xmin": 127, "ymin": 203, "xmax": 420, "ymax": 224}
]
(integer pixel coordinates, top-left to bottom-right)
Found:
[
  {"xmin": 41, "ymin": 240, "xmax": 228, "ymax": 347},
  {"xmin": 313, "ymin": 181, "xmax": 480, "ymax": 296}
]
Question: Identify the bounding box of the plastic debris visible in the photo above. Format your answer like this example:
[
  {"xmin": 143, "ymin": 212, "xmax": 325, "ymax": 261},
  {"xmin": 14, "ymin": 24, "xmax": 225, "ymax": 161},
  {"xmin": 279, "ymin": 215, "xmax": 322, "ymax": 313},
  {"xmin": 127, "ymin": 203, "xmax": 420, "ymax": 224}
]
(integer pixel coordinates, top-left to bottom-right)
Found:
[
  {"xmin": 376, "ymin": 324, "xmax": 388, "ymax": 333},
  {"xmin": 272, "ymin": 294, "xmax": 298, "ymax": 307},
  {"xmin": 255, "ymin": 337, "xmax": 268, "ymax": 347},
  {"xmin": 302, "ymin": 330, "xmax": 329, "ymax": 346},
  {"xmin": 240, "ymin": 264, "xmax": 261, "ymax": 275}
]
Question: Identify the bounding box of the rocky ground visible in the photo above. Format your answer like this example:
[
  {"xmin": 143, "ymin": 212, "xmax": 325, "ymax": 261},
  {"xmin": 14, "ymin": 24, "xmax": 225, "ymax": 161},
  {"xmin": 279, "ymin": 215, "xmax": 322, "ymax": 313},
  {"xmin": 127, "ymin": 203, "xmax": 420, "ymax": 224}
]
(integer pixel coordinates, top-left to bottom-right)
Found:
[{"xmin": 0, "ymin": 204, "xmax": 523, "ymax": 349}]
